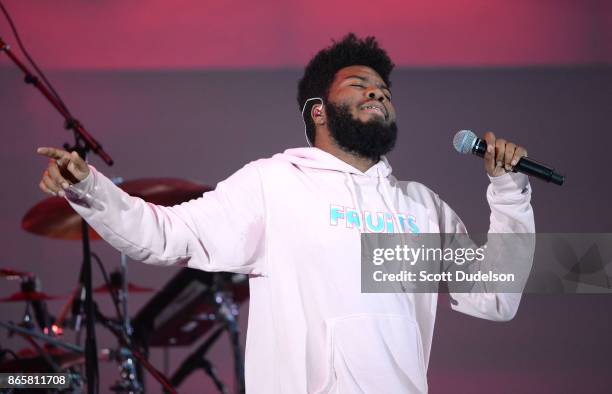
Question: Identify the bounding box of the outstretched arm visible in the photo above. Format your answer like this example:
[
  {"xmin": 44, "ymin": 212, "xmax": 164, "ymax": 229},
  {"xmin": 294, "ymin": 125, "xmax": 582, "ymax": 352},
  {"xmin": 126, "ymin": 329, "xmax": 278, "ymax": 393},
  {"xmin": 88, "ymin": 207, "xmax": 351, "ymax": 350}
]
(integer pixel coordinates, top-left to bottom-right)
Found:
[{"xmin": 36, "ymin": 147, "xmax": 266, "ymax": 274}]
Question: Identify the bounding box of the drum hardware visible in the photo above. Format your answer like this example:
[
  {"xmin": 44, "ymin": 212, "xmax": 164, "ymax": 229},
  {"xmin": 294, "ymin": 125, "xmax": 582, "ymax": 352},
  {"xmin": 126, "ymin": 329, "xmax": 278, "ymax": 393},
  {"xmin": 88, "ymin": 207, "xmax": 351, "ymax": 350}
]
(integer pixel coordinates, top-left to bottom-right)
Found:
[
  {"xmin": 132, "ymin": 269, "xmax": 248, "ymax": 393},
  {"xmin": 94, "ymin": 303, "xmax": 175, "ymax": 394},
  {"xmin": 168, "ymin": 287, "xmax": 245, "ymax": 394},
  {"xmin": 0, "ymin": 322, "xmax": 84, "ymax": 354},
  {"xmin": 169, "ymin": 325, "xmax": 228, "ymax": 394},
  {"xmin": 5, "ymin": 174, "xmax": 248, "ymax": 393}
]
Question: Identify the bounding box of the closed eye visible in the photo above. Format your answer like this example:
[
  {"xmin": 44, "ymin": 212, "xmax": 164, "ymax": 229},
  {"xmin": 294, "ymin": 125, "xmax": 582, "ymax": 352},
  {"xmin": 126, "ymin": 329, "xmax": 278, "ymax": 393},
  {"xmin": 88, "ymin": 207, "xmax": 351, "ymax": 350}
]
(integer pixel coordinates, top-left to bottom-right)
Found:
[{"xmin": 349, "ymin": 83, "xmax": 392, "ymax": 100}]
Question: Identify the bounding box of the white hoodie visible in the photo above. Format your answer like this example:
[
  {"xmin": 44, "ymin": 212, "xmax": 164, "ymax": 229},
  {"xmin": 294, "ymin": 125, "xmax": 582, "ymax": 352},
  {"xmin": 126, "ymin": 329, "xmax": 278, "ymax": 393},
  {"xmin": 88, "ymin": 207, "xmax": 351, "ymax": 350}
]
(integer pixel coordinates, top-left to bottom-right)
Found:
[{"xmin": 66, "ymin": 147, "xmax": 534, "ymax": 394}]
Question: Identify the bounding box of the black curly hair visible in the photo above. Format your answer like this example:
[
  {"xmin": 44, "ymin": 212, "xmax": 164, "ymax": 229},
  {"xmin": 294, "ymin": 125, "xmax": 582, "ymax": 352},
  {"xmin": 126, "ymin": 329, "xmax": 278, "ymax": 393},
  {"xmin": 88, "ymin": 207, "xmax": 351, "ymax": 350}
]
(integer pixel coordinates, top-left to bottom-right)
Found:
[{"xmin": 297, "ymin": 33, "xmax": 395, "ymax": 144}]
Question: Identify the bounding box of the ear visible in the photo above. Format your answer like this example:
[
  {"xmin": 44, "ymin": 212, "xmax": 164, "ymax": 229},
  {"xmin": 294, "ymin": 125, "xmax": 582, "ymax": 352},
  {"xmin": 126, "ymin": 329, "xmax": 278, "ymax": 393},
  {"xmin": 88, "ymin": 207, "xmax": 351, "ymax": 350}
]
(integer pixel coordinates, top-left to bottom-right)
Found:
[{"xmin": 311, "ymin": 104, "xmax": 325, "ymax": 125}]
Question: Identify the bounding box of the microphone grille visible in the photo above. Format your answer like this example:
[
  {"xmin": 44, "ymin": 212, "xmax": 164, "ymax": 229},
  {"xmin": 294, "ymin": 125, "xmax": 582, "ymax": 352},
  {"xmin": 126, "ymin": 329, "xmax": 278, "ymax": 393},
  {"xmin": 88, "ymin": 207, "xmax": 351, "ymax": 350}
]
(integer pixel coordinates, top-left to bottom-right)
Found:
[{"xmin": 453, "ymin": 129, "xmax": 477, "ymax": 154}]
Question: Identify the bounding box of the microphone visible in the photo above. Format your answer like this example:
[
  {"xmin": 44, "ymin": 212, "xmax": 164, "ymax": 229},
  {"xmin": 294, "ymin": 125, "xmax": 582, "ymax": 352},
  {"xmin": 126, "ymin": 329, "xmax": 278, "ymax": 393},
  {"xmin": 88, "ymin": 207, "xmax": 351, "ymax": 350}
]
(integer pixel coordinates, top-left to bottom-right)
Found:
[{"xmin": 453, "ymin": 130, "xmax": 564, "ymax": 186}]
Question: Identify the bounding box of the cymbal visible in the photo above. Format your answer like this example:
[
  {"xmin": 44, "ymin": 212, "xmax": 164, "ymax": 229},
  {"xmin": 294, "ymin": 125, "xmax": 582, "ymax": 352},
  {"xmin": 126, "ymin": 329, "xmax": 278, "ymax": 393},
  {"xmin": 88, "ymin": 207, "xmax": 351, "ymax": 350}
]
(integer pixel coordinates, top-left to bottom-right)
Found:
[
  {"xmin": 120, "ymin": 178, "xmax": 212, "ymax": 206},
  {"xmin": 94, "ymin": 281, "xmax": 155, "ymax": 294},
  {"xmin": 0, "ymin": 290, "xmax": 63, "ymax": 302},
  {"xmin": 0, "ymin": 267, "xmax": 32, "ymax": 280},
  {"xmin": 22, "ymin": 178, "xmax": 212, "ymax": 241},
  {"xmin": 22, "ymin": 196, "xmax": 102, "ymax": 240}
]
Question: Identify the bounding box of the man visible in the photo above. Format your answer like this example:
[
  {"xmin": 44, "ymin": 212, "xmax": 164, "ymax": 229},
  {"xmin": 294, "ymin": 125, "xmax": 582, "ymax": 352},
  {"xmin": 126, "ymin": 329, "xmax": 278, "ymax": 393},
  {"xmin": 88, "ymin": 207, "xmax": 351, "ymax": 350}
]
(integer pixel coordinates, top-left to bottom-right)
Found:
[{"xmin": 37, "ymin": 34, "xmax": 533, "ymax": 393}]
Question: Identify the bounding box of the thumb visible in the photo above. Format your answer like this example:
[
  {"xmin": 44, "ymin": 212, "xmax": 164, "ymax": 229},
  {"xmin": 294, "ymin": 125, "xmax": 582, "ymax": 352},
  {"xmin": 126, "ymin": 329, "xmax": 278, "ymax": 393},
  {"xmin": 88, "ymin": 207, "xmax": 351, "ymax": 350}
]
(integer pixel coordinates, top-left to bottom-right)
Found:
[
  {"xmin": 69, "ymin": 151, "xmax": 87, "ymax": 170},
  {"xmin": 65, "ymin": 151, "xmax": 90, "ymax": 181},
  {"xmin": 482, "ymin": 131, "xmax": 496, "ymax": 175}
]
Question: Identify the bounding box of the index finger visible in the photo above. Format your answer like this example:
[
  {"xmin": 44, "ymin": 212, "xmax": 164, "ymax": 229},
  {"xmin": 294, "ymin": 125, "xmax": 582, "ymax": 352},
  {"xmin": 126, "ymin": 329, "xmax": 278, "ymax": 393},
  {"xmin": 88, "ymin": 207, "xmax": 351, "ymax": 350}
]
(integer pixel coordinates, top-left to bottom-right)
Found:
[
  {"xmin": 482, "ymin": 131, "xmax": 496, "ymax": 173},
  {"xmin": 36, "ymin": 147, "xmax": 71, "ymax": 161},
  {"xmin": 482, "ymin": 131, "xmax": 496, "ymax": 147}
]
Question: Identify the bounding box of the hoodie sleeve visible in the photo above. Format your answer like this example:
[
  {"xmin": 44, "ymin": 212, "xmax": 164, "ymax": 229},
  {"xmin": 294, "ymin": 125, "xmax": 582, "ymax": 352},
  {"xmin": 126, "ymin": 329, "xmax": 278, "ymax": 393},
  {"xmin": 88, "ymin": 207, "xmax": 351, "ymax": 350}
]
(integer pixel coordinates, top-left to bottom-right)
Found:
[
  {"xmin": 439, "ymin": 172, "xmax": 535, "ymax": 321},
  {"xmin": 64, "ymin": 163, "xmax": 266, "ymax": 275}
]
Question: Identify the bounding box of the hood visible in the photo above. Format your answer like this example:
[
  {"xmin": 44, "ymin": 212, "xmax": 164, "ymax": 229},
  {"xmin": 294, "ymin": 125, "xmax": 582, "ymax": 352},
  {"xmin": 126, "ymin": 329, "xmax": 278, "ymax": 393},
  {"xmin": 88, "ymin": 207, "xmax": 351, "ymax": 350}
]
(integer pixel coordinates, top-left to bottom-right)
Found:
[{"xmin": 273, "ymin": 147, "xmax": 393, "ymax": 178}]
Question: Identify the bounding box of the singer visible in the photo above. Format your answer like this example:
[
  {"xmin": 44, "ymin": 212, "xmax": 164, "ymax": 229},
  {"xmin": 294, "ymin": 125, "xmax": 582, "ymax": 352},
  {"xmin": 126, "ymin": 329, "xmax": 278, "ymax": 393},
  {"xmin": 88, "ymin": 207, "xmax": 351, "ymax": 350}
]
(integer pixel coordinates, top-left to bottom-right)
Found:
[{"xmin": 36, "ymin": 34, "xmax": 533, "ymax": 393}]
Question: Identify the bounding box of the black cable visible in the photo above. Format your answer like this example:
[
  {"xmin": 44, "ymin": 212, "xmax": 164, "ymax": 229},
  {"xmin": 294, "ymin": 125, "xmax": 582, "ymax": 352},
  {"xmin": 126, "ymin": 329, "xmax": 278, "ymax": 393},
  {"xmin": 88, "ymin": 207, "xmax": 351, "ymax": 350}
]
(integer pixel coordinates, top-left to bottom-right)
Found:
[
  {"xmin": 0, "ymin": 1, "xmax": 71, "ymax": 115},
  {"xmin": 90, "ymin": 252, "xmax": 125, "ymax": 329}
]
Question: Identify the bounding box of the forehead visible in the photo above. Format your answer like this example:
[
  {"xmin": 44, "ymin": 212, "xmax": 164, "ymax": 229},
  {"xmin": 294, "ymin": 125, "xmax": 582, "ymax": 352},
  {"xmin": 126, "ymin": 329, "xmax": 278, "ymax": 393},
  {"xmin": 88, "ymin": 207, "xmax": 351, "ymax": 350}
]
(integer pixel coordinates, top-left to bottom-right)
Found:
[{"xmin": 333, "ymin": 65, "xmax": 386, "ymax": 86}]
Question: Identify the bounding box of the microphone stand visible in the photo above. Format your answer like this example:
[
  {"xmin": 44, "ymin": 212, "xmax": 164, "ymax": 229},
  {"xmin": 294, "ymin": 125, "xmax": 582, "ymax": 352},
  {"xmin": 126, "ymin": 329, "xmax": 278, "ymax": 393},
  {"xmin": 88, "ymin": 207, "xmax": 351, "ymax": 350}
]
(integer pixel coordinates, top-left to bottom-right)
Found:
[
  {"xmin": 94, "ymin": 305, "xmax": 176, "ymax": 394},
  {"xmin": 217, "ymin": 295, "xmax": 245, "ymax": 394},
  {"xmin": 0, "ymin": 37, "xmax": 113, "ymax": 166},
  {"xmin": 1, "ymin": 36, "xmax": 114, "ymax": 394},
  {"xmin": 169, "ymin": 326, "xmax": 228, "ymax": 394}
]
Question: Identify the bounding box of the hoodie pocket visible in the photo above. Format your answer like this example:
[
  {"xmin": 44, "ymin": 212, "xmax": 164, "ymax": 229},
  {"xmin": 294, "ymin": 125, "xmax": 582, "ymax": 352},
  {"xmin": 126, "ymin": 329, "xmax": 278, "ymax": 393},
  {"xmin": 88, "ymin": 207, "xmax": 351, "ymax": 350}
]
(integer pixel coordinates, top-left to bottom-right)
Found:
[{"xmin": 314, "ymin": 314, "xmax": 427, "ymax": 394}]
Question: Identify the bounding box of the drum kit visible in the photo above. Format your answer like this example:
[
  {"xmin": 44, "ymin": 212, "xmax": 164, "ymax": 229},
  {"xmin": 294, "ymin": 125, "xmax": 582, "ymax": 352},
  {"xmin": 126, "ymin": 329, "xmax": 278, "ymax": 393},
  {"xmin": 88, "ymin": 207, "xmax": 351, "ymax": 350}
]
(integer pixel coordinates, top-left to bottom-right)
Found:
[{"xmin": 1, "ymin": 178, "xmax": 249, "ymax": 393}]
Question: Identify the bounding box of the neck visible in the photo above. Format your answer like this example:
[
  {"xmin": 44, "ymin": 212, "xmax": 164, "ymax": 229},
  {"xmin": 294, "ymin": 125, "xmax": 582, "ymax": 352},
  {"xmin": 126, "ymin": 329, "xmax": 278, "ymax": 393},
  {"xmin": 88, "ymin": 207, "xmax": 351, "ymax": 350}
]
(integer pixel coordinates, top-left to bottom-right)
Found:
[{"xmin": 314, "ymin": 128, "xmax": 377, "ymax": 172}]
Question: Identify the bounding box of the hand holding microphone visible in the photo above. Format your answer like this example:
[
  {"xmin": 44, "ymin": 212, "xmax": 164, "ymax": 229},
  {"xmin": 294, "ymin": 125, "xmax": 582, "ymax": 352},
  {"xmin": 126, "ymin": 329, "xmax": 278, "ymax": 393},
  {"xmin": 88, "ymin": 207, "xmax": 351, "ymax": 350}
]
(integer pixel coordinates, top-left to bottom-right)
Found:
[{"xmin": 454, "ymin": 130, "xmax": 564, "ymax": 185}]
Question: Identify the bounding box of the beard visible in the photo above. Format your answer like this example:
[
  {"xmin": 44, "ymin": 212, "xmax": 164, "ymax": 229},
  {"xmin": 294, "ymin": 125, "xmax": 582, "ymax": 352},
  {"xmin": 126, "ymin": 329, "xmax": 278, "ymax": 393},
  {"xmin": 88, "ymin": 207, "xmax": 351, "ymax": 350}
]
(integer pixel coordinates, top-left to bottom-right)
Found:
[{"xmin": 325, "ymin": 102, "xmax": 398, "ymax": 162}]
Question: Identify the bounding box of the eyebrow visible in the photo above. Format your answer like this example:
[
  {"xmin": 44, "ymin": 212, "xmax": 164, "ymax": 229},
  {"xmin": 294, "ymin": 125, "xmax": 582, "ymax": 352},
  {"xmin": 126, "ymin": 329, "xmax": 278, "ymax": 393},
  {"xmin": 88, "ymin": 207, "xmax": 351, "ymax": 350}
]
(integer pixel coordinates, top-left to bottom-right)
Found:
[{"xmin": 344, "ymin": 75, "xmax": 390, "ymax": 91}]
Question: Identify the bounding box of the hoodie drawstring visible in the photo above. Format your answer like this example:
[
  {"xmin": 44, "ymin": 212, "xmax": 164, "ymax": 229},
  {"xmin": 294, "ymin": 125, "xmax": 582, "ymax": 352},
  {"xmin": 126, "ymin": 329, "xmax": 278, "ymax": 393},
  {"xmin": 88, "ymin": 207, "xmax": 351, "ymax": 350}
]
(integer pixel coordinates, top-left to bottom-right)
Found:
[
  {"xmin": 377, "ymin": 169, "xmax": 401, "ymax": 234},
  {"xmin": 345, "ymin": 173, "xmax": 364, "ymax": 231}
]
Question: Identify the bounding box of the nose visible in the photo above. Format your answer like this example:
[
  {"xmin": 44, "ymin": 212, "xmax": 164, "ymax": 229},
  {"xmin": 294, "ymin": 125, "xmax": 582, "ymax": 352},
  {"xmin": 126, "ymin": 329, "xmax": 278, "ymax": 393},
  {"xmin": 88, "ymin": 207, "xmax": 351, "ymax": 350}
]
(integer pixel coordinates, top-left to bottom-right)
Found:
[{"xmin": 367, "ymin": 88, "xmax": 386, "ymax": 102}]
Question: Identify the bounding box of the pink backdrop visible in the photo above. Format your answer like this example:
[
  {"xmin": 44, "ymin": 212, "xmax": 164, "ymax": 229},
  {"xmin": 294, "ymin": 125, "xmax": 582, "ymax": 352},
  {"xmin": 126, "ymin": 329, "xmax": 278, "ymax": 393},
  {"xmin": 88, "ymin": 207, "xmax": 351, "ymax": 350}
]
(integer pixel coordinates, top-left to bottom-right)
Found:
[{"xmin": 1, "ymin": 0, "xmax": 611, "ymax": 70}]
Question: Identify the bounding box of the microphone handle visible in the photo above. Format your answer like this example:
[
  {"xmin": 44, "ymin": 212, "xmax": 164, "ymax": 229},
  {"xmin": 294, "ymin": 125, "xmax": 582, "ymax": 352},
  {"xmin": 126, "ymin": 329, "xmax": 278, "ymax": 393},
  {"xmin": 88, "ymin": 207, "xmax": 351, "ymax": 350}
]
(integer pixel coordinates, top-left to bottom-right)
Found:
[{"xmin": 472, "ymin": 138, "xmax": 564, "ymax": 185}]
